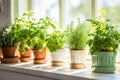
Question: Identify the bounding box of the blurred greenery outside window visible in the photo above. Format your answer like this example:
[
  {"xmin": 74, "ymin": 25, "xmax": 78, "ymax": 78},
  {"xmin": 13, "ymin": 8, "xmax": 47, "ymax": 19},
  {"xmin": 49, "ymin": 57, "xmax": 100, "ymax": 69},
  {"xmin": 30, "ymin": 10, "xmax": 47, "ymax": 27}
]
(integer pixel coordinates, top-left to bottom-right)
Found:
[
  {"xmin": 11, "ymin": 0, "xmax": 120, "ymax": 27},
  {"xmin": 102, "ymin": 0, "xmax": 120, "ymax": 26},
  {"xmin": 32, "ymin": 0, "xmax": 59, "ymax": 23},
  {"xmin": 69, "ymin": 0, "xmax": 91, "ymax": 22}
]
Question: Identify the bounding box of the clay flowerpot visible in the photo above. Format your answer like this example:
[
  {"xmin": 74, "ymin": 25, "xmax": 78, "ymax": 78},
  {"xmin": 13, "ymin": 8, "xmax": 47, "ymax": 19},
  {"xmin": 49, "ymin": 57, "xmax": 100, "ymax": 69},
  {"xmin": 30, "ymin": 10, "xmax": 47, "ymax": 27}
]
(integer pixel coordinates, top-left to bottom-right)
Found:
[
  {"xmin": 20, "ymin": 48, "xmax": 32, "ymax": 62},
  {"xmin": 51, "ymin": 49, "xmax": 68, "ymax": 67},
  {"xmin": 1, "ymin": 47, "xmax": 20, "ymax": 63},
  {"xmin": 0, "ymin": 53, "xmax": 3, "ymax": 60},
  {"xmin": 2, "ymin": 47, "xmax": 18, "ymax": 58},
  {"xmin": 70, "ymin": 50, "xmax": 86, "ymax": 69},
  {"xmin": 33, "ymin": 48, "xmax": 46, "ymax": 64},
  {"xmin": 0, "ymin": 48, "xmax": 3, "ymax": 59},
  {"xmin": 1, "ymin": 57, "xmax": 20, "ymax": 63}
]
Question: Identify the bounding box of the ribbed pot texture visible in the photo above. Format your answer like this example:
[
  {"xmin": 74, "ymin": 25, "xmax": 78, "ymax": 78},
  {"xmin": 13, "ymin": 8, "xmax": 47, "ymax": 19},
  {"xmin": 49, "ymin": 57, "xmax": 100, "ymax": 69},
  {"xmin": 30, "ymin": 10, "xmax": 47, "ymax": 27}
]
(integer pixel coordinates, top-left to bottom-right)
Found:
[{"xmin": 92, "ymin": 52, "xmax": 116, "ymax": 73}]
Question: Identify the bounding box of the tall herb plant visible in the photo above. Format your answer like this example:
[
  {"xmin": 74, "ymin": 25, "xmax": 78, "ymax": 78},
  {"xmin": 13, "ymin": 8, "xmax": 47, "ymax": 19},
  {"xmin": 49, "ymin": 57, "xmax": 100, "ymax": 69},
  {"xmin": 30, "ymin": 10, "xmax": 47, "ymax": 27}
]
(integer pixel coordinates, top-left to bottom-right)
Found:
[{"xmin": 66, "ymin": 18, "xmax": 89, "ymax": 50}]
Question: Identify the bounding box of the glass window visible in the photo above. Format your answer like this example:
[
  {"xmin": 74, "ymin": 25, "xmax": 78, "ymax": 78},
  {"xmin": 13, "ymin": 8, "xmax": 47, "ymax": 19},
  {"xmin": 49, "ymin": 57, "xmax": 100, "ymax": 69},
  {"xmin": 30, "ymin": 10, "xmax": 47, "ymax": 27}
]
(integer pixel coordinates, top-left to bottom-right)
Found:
[
  {"xmin": 69, "ymin": 0, "xmax": 91, "ymax": 22},
  {"xmin": 45, "ymin": 0, "xmax": 59, "ymax": 22},
  {"xmin": 102, "ymin": 0, "xmax": 120, "ymax": 26},
  {"xmin": 32, "ymin": 0, "xmax": 59, "ymax": 23}
]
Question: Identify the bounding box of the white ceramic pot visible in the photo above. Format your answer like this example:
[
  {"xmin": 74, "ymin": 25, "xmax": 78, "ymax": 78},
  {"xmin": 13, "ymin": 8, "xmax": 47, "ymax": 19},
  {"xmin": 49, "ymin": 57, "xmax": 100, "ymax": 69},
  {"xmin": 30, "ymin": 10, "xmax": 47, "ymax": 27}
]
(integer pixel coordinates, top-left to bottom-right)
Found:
[
  {"xmin": 70, "ymin": 50, "xmax": 87, "ymax": 69},
  {"xmin": 70, "ymin": 50, "xmax": 86, "ymax": 64},
  {"xmin": 51, "ymin": 48, "xmax": 67, "ymax": 62},
  {"xmin": 51, "ymin": 48, "xmax": 69, "ymax": 66}
]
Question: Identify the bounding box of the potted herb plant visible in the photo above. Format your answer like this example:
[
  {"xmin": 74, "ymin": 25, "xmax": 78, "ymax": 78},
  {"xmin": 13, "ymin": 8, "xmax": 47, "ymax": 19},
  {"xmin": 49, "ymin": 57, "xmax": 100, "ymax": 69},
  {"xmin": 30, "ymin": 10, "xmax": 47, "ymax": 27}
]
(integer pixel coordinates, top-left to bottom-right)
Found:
[
  {"xmin": 11, "ymin": 11, "xmax": 35, "ymax": 62},
  {"xmin": 46, "ymin": 30, "xmax": 67, "ymax": 67},
  {"xmin": 31, "ymin": 16, "xmax": 56, "ymax": 64},
  {"xmin": 88, "ymin": 19, "xmax": 120, "ymax": 73},
  {"xmin": 88, "ymin": 8, "xmax": 120, "ymax": 73},
  {"xmin": 0, "ymin": 25, "xmax": 20, "ymax": 63},
  {"xmin": 66, "ymin": 18, "xmax": 89, "ymax": 69},
  {"xmin": 31, "ymin": 33, "xmax": 46, "ymax": 64}
]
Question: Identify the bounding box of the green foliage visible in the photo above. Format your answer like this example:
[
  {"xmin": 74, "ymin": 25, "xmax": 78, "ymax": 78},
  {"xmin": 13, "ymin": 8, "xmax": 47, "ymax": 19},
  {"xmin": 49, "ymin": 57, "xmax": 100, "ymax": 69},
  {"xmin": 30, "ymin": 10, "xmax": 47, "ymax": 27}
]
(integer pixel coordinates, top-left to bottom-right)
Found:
[
  {"xmin": 0, "ymin": 25, "xmax": 18, "ymax": 47},
  {"xmin": 10, "ymin": 11, "xmax": 36, "ymax": 53},
  {"xmin": 11, "ymin": 11, "xmax": 56, "ymax": 53},
  {"xmin": 66, "ymin": 18, "xmax": 89, "ymax": 50},
  {"xmin": 46, "ymin": 30, "xmax": 66, "ymax": 52},
  {"xmin": 88, "ymin": 19, "xmax": 120, "ymax": 55},
  {"xmin": 30, "ymin": 16, "xmax": 56, "ymax": 51}
]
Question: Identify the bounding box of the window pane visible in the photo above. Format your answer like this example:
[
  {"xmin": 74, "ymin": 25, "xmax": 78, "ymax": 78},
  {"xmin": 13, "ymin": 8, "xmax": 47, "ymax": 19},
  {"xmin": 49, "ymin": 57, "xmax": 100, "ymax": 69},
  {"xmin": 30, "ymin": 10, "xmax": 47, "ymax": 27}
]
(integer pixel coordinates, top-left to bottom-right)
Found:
[
  {"xmin": 102, "ymin": 0, "xmax": 120, "ymax": 26},
  {"xmin": 45, "ymin": 0, "xmax": 59, "ymax": 22},
  {"xmin": 69, "ymin": 0, "xmax": 91, "ymax": 22},
  {"xmin": 32, "ymin": 0, "xmax": 59, "ymax": 23}
]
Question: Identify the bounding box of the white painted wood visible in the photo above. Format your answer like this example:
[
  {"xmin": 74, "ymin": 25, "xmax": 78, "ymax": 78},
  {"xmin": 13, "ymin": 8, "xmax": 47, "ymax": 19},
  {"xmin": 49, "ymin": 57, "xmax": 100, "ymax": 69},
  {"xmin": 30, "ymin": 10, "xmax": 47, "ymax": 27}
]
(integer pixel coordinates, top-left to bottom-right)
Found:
[
  {"xmin": 0, "ymin": 63, "xmax": 90, "ymax": 80},
  {"xmin": 0, "ymin": 62, "xmax": 120, "ymax": 80}
]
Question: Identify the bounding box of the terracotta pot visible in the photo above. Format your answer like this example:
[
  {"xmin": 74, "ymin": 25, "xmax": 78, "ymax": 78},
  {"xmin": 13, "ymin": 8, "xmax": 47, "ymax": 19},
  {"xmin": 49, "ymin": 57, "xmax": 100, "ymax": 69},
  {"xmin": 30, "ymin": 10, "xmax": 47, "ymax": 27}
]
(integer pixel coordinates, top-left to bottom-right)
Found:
[
  {"xmin": 20, "ymin": 48, "xmax": 32, "ymax": 62},
  {"xmin": 20, "ymin": 57, "xmax": 32, "ymax": 62},
  {"xmin": 34, "ymin": 59, "xmax": 46, "ymax": 64},
  {"xmin": 1, "ymin": 57, "xmax": 20, "ymax": 63},
  {"xmin": 0, "ymin": 52, "xmax": 3, "ymax": 61},
  {"xmin": 20, "ymin": 48, "xmax": 32, "ymax": 58},
  {"xmin": 33, "ymin": 48, "xmax": 46, "ymax": 60},
  {"xmin": 0, "ymin": 51, "xmax": 3, "ymax": 59},
  {"xmin": 2, "ymin": 47, "xmax": 18, "ymax": 58},
  {"xmin": 33, "ymin": 48, "xmax": 46, "ymax": 64}
]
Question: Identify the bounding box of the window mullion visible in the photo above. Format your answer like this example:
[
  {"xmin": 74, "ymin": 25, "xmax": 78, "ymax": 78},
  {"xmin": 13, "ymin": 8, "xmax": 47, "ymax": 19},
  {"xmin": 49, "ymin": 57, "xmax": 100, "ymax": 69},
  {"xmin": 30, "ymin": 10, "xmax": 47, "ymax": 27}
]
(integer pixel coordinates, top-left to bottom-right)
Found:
[
  {"xmin": 91, "ymin": 0, "xmax": 101, "ymax": 19},
  {"xmin": 11, "ymin": 0, "xmax": 19, "ymax": 22},
  {"xmin": 59, "ymin": 0, "xmax": 69, "ymax": 29}
]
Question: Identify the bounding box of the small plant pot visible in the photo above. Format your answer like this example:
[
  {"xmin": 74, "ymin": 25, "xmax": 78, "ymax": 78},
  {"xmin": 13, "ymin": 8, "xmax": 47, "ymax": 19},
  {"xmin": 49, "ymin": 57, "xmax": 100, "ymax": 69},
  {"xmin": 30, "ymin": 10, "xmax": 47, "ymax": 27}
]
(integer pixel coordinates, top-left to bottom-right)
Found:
[
  {"xmin": 70, "ymin": 50, "xmax": 86, "ymax": 69},
  {"xmin": 34, "ymin": 59, "xmax": 46, "ymax": 64},
  {"xmin": 20, "ymin": 57, "xmax": 32, "ymax": 62},
  {"xmin": 1, "ymin": 47, "xmax": 20, "ymax": 63},
  {"xmin": 20, "ymin": 48, "xmax": 32, "ymax": 62},
  {"xmin": 20, "ymin": 48, "xmax": 32, "ymax": 58},
  {"xmin": 0, "ymin": 48, "xmax": 3, "ymax": 60},
  {"xmin": 92, "ymin": 52, "xmax": 116, "ymax": 73},
  {"xmin": 33, "ymin": 48, "xmax": 46, "ymax": 64},
  {"xmin": 51, "ymin": 49, "xmax": 67, "ymax": 67},
  {"xmin": 1, "ymin": 57, "xmax": 20, "ymax": 63},
  {"xmin": 2, "ymin": 47, "xmax": 18, "ymax": 58}
]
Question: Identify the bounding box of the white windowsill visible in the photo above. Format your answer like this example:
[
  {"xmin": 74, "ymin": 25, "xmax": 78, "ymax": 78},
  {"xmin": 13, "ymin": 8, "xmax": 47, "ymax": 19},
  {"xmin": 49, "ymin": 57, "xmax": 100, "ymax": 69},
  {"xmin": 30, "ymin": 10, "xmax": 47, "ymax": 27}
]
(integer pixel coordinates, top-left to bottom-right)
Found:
[{"xmin": 0, "ymin": 60, "xmax": 120, "ymax": 80}]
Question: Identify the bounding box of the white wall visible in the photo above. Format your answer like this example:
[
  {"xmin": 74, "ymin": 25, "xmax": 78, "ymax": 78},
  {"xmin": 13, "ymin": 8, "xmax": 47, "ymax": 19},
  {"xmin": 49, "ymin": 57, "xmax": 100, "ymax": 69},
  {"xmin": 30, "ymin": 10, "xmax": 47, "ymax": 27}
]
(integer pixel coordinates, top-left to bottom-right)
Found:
[{"xmin": 0, "ymin": 0, "xmax": 11, "ymax": 29}]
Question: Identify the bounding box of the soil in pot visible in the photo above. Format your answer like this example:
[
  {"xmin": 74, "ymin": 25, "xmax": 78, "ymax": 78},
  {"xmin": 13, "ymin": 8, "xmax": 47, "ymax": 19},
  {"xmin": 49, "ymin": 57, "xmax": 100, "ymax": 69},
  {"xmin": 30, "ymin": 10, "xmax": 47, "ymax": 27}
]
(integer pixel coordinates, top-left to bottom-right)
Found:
[{"xmin": 33, "ymin": 48, "xmax": 46, "ymax": 64}]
